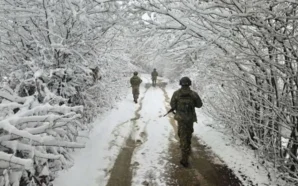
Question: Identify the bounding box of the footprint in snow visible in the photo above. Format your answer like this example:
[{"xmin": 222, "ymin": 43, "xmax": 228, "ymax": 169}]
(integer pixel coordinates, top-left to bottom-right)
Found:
[{"xmin": 132, "ymin": 161, "xmax": 140, "ymax": 167}]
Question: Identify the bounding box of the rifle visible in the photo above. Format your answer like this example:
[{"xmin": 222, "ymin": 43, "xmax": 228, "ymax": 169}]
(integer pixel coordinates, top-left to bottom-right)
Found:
[{"xmin": 163, "ymin": 108, "xmax": 176, "ymax": 117}]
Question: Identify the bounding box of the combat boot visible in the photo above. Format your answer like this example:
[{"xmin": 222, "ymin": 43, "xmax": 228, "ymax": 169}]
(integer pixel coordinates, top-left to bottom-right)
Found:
[{"xmin": 180, "ymin": 152, "xmax": 189, "ymax": 168}]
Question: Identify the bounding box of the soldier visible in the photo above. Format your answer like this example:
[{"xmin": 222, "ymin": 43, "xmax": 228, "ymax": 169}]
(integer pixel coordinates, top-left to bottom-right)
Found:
[
  {"xmin": 130, "ymin": 72, "xmax": 142, "ymax": 103},
  {"xmin": 90, "ymin": 66, "xmax": 100, "ymax": 83},
  {"xmin": 151, "ymin": 68, "xmax": 158, "ymax": 87},
  {"xmin": 170, "ymin": 77, "xmax": 203, "ymax": 167}
]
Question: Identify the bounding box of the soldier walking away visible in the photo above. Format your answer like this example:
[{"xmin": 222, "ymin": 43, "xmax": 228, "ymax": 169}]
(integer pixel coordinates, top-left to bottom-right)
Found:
[
  {"xmin": 151, "ymin": 68, "xmax": 158, "ymax": 87},
  {"xmin": 130, "ymin": 72, "xmax": 142, "ymax": 103},
  {"xmin": 170, "ymin": 77, "xmax": 203, "ymax": 167}
]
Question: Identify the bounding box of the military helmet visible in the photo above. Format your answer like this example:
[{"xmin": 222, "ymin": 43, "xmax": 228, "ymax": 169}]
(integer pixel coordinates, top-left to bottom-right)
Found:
[
  {"xmin": 154, "ymin": 68, "xmax": 156, "ymax": 71},
  {"xmin": 133, "ymin": 71, "xmax": 138, "ymax": 75},
  {"xmin": 179, "ymin": 77, "xmax": 192, "ymax": 86}
]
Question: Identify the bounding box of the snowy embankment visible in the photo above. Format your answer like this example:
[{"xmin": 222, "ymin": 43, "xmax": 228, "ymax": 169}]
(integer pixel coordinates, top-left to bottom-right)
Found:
[{"xmin": 194, "ymin": 114, "xmax": 287, "ymax": 186}]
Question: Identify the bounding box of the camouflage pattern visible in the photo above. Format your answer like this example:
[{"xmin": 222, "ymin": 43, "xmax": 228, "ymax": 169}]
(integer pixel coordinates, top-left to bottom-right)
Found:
[
  {"xmin": 178, "ymin": 120, "xmax": 193, "ymax": 163},
  {"xmin": 170, "ymin": 86, "xmax": 203, "ymax": 166},
  {"xmin": 151, "ymin": 70, "xmax": 158, "ymax": 86},
  {"xmin": 132, "ymin": 86, "xmax": 139, "ymax": 101},
  {"xmin": 170, "ymin": 87, "xmax": 202, "ymax": 122},
  {"xmin": 130, "ymin": 74, "xmax": 142, "ymax": 102}
]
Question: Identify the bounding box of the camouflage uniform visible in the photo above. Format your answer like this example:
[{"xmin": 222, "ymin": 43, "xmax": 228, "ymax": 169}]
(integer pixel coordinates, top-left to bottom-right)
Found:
[
  {"xmin": 151, "ymin": 69, "xmax": 158, "ymax": 86},
  {"xmin": 130, "ymin": 73, "xmax": 142, "ymax": 103},
  {"xmin": 170, "ymin": 84, "xmax": 202, "ymax": 167}
]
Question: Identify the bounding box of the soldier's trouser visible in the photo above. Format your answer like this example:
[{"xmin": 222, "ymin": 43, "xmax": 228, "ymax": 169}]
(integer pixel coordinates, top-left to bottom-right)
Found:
[
  {"xmin": 152, "ymin": 78, "xmax": 157, "ymax": 85},
  {"xmin": 132, "ymin": 86, "xmax": 140, "ymax": 100},
  {"xmin": 177, "ymin": 121, "xmax": 194, "ymax": 160}
]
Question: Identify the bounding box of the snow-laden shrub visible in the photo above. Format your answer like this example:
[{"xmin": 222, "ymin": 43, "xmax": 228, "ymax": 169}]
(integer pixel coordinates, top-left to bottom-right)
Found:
[
  {"xmin": 0, "ymin": 0, "xmax": 137, "ymax": 185},
  {"xmin": 0, "ymin": 75, "xmax": 85, "ymax": 186},
  {"xmin": 0, "ymin": 52, "xmax": 135, "ymax": 186}
]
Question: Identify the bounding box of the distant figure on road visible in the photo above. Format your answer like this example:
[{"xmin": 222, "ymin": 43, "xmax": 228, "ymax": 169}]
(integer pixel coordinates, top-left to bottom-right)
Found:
[
  {"xmin": 151, "ymin": 68, "xmax": 158, "ymax": 87},
  {"xmin": 130, "ymin": 72, "xmax": 142, "ymax": 103},
  {"xmin": 170, "ymin": 77, "xmax": 203, "ymax": 167}
]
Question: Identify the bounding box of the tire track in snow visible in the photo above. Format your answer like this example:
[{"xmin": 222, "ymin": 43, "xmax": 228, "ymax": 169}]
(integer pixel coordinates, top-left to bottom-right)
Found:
[
  {"xmin": 106, "ymin": 83, "xmax": 150, "ymax": 186},
  {"xmin": 130, "ymin": 84, "xmax": 173, "ymax": 186}
]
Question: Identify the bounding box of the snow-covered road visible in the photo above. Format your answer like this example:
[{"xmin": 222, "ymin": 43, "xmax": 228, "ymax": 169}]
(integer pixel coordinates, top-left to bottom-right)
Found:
[
  {"xmin": 54, "ymin": 74, "xmax": 279, "ymax": 186},
  {"xmin": 130, "ymin": 84, "xmax": 173, "ymax": 186}
]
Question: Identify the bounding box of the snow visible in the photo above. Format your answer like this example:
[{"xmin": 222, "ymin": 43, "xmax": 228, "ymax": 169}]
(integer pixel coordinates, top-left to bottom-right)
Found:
[
  {"xmin": 131, "ymin": 86, "xmax": 173, "ymax": 186},
  {"xmin": 0, "ymin": 152, "xmax": 33, "ymax": 170},
  {"xmin": 1, "ymin": 141, "xmax": 62, "ymax": 160},
  {"xmin": 53, "ymin": 87, "xmax": 140, "ymax": 186},
  {"xmin": 39, "ymin": 165, "xmax": 50, "ymax": 176},
  {"xmin": 34, "ymin": 70, "xmax": 43, "ymax": 79},
  {"xmin": 192, "ymin": 112, "xmax": 287, "ymax": 186},
  {"xmin": 0, "ymin": 91, "xmax": 26, "ymax": 103}
]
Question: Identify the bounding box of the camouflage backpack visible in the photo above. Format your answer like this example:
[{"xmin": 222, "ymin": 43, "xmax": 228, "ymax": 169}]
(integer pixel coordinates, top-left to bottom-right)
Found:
[
  {"xmin": 175, "ymin": 91, "xmax": 195, "ymax": 122},
  {"xmin": 130, "ymin": 76, "xmax": 141, "ymax": 86}
]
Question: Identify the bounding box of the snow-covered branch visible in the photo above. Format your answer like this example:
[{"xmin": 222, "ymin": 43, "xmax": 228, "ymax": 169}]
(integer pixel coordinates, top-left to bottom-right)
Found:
[{"xmin": 0, "ymin": 152, "xmax": 33, "ymax": 170}]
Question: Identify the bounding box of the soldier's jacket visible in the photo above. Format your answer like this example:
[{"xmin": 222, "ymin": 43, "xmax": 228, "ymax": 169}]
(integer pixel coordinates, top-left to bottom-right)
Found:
[
  {"xmin": 170, "ymin": 87, "xmax": 202, "ymax": 122},
  {"xmin": 151, "ymin": 71, "xmax": 158, "ymax": 79},
  {"xmin": 130, "ymin": 75, "xmax": 142, "ymax": 87}
]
